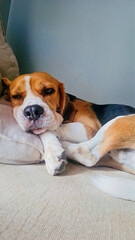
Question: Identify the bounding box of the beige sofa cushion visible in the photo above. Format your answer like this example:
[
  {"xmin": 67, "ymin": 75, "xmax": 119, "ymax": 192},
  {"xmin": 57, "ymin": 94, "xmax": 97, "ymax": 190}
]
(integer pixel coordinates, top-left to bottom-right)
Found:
[
  {"xmin": 0, "ymin": 18, "xmax": 19, "ymax": 95},
  {"xmin": 0, "ymin": 101, "xmax": 43, "ymax": 164}
]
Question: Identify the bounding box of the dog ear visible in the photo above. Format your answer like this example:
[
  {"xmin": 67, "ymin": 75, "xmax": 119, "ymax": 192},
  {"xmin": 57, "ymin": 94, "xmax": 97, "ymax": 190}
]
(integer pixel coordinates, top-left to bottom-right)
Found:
[
  {"xmin": 58, "ymin": 82, "xmax": 65, "ymax": 115},
  {"xmin": 1, "ymin": 77, "xmax": 12, "ymax": 100},
  {"xmin": 58, "ymin": 81, "xmax": 78, "ymax": 121},
  {"xmin": 2, "ymin": 77, "xmax": 12, "ymax": 87},
  {"xmin": 63, "ymin": 98, "xmax": 78, "ymax": 122}
]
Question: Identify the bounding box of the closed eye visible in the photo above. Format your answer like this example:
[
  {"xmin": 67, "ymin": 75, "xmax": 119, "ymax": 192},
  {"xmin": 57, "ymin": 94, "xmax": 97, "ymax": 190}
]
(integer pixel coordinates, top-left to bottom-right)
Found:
[
  {"xmin": 42, "ymin": 88, "xmax": 55, "ymax": 96},
  {"xmin": 12, "ymin": 94, "xmax": 23, "ymax": 100}
]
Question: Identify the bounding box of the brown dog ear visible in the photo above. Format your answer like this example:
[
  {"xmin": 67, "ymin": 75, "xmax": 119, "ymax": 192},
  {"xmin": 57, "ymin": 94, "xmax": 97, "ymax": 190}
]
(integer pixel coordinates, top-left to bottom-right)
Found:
[
  {"xmin": 1, "ymin": 77, "xmax": 12, "ymax": 100},
  {"xmin": 58, "ymin": 82, "xmax": 65, "ymax": 115},
  {"xmin": 2, "ymin": 77, "xmax": 12, "ymax": 87},
  {"xmin": 63, "ymin": 98, "xmax": 78, "ymax": 122}
]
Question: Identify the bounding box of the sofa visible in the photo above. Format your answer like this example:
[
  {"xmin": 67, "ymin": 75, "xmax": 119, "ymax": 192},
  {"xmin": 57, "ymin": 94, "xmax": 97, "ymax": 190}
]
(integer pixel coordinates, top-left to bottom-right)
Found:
[{"xmin": 0, "ymin": 7, "xmax": 135, "ymax": 240}]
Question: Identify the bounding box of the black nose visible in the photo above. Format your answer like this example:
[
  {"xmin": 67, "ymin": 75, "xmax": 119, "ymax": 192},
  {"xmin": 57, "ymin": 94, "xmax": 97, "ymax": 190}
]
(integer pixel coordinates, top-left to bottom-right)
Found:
[{"xmin": 24, "ymin": 105, "xmax": 44, "ymax": 121}]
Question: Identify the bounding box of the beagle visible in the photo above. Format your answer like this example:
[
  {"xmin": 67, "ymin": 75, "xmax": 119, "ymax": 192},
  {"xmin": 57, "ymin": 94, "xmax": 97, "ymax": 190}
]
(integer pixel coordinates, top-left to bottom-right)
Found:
[{"xmin": 2, "ymin": 72, "xmax": 135, "ymax": 200}]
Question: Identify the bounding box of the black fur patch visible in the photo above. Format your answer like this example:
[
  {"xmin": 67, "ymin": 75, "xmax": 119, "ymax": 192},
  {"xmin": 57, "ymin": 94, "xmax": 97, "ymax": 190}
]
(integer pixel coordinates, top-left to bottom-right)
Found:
[
  {"xmin": 67, "ymin": 93, "xmax": 77, "ymax": 102},
  {"xmin": 91, "ymin": 103, "xmax": 135, "ymax": 126}
]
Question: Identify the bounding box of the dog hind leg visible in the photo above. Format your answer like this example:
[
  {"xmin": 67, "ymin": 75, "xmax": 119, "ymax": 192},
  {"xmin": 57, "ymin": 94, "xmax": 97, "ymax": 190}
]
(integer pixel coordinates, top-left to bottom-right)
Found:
[{"xmin": 61, "ymin": 115, "xmax": 135, "ymax": 169}]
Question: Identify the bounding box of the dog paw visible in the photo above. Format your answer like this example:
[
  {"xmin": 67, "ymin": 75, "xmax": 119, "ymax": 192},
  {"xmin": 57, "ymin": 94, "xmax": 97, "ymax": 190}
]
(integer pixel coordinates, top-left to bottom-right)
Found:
[
  {"xmin": 64, "ymin": 142, "xmax": 99, "ymax": 167},
  {"xmin": 52, "ymin": 159, "xmax": 67, "ymax": 176},
  {"xmin": 44, "ymin": 150, "xmax": 67, "ymax": 176}
]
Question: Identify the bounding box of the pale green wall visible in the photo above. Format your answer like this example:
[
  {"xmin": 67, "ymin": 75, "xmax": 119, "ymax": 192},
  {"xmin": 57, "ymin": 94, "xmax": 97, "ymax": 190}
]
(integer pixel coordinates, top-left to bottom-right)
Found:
[{"xmin": 6, "ymin": 0, "xmax": 135, "ymax": 106}]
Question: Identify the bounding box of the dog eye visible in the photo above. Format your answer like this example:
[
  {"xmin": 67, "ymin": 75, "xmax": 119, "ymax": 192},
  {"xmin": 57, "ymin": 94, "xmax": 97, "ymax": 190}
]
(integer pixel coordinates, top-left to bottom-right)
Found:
[
  {"xmin": 12, "ymin": 94, "xmax": 23, "ymax": 100},
  {"xmin": 42, "ymin": 88, "xmax": 55, "ymax": 96}
]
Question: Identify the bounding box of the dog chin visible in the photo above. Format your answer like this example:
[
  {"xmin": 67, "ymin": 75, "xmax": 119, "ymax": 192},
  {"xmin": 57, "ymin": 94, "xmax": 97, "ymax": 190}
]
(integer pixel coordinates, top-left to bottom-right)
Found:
[{"xmin": 31, "ymin": 127, "xmax": 47, "ymax": 135}]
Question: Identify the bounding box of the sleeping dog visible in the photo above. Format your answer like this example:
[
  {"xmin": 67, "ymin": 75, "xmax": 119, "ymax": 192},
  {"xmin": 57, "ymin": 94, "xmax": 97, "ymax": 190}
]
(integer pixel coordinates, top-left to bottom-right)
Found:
[{"xmin": 2, "ymin": 72, "xmax": 135, "ymax": 200}]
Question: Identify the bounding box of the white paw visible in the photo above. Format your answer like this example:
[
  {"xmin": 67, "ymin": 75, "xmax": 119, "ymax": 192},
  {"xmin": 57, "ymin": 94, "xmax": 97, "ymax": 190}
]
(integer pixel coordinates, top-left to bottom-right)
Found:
[
  {"xmin": 64, "ymin": 142, "xmax": 99, "ymax": 167},
  {"xmin": 44, "ymin": 146, "xmax": 67, "ymax": 175}
]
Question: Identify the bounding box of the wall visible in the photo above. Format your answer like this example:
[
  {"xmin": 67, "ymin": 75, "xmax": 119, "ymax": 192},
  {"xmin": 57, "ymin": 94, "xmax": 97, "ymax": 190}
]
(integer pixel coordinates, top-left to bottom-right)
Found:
[
  {"xmin": 0, "ymin": 0, "xmax": 11, "ymax": 31},
  {"xmin": 6, "ymin": 0, "xmax": 135, "ymax": 106}
]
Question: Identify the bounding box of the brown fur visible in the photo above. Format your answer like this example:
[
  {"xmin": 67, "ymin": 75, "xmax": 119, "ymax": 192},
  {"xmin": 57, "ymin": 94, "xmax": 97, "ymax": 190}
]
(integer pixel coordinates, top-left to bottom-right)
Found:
[
  {"xmin": 99, "ymin": 115, "xmax": 135, "ymax": 158},
  {"xmin": 70, "ymin": 99, "xmax": 101, "ymax": 138}
]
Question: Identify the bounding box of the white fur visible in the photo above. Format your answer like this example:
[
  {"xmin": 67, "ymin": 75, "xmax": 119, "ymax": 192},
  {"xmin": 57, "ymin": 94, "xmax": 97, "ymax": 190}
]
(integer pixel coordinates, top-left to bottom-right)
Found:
[
  {"xmin": 25, "ymin": 76, "xmax": 32, "ymax": 94},
  {"xmin": 91, "ymin": 175, "xmax": 135, "ymax": 201},
  {"xmin": 90, "ymin": 149, "xmax": 135, "ymax": 201},
  {"xmin": 109, "ymin": 149, "xmax": 135, "ymax": 172},
  {"xmin": 55, "ymin": 122, "xmax": 88, "ymax": 143}
]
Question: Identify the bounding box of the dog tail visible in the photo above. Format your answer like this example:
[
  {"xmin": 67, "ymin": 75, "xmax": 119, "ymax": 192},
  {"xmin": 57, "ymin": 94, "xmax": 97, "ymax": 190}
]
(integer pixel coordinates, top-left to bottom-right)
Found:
[{"xmin": 91, "ymin": 175, "xmax": 135, "ymax": 201}]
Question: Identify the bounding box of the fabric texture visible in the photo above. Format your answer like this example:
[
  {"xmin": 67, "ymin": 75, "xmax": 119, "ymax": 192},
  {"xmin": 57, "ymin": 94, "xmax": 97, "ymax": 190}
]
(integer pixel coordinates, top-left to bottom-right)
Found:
[
  {"xmin": 0, "ymin": 163, "xmax": 135, "ymax": 240},
  {"xmin": 0, "ymin": 18, "xmax": 19, "ymax": 95},
  {"xmin": 0, "ymin": 72, "xmax": 2, "ymax": 96},
  {"xmin": 0, "ymin": 101, "xmax": 43, "ymax": 164}
]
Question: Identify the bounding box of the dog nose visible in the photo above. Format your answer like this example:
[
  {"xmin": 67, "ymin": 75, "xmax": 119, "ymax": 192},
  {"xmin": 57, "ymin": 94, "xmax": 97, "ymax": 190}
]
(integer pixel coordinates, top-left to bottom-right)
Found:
[{"xmin": 24, "ymin": 105, "xmax": 44, "ymax": 121}]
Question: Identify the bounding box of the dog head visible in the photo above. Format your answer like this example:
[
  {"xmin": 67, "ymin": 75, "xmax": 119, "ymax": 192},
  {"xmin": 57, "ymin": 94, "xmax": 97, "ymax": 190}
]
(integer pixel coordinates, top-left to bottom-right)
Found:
[{"xmin": 2, "ymin": 72, "xmax": 66, "ymax": 134}]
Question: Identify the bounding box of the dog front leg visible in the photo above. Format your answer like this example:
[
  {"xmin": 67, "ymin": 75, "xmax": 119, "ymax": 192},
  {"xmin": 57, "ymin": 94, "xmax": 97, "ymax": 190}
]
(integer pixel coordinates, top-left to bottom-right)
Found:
[
  {"xmin": 40, "ymin": 132, "xmax": 67, "ymax": 175},
  {"xmin": 40, "ymin": 122, "xmax": 88, "ymax": 175}
]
